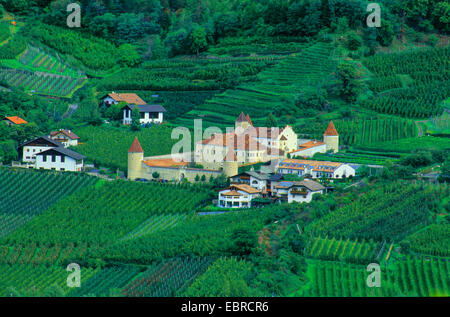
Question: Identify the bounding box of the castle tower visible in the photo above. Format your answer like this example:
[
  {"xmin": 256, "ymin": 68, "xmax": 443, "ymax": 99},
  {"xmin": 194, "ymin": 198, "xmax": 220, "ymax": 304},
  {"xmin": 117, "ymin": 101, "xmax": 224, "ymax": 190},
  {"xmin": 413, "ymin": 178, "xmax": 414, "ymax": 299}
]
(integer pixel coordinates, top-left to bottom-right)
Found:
[
  {"xmin": 223, "ymin": 147, "xmax": 238, "ymax": 177},
  {"xmin": 323, "ymin": 121, "xmax": 339, "ymax": 153},
  {"xmin": 235, "ymin": 112, "xmax": 252, "ymax": 132},
  {"xmin": 128, "ymin": 137, "xmax": 144, "ymax": 180}
]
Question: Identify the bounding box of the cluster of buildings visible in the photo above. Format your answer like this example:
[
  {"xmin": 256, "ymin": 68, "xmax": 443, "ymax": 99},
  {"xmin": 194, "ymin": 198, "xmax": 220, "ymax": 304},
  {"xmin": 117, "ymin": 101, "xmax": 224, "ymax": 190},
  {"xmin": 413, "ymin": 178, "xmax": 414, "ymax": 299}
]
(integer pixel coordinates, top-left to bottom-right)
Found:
[
  {"xmin": 103, "ymin": 92, "xmax": 167, "ymax": 125},
  {"xmin": 127, "ymin": 113, "xmax": 356, "ymax": 208},
  {"xmin": 18, "ymin": 129, "xmax": 85, "ymax": 172}
]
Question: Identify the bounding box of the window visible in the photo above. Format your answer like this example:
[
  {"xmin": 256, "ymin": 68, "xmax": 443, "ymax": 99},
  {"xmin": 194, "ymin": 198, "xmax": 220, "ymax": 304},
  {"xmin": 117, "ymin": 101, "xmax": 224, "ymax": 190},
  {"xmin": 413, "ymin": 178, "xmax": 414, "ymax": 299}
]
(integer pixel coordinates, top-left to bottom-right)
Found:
[
  {"xmin": 140, "ymin": 112, "xmax": 145, "ymax": 119},
  {"xmin": 51, "ymin": 168, "xmax": 56, "ymax": 170},
  {"xmin": 52, "ymin": 155, "xmax": 56, "ymax": 162},
  {"xmin": 60, "ymin": 168, "xmax": 65, "ymax": 171},
  {"xmin": 61, "ymin": 156, "xmax": 65, "ymax": 163},
  {"xmin": 42, "ymin": 156, "xmax": 46, "ymax": 162}
]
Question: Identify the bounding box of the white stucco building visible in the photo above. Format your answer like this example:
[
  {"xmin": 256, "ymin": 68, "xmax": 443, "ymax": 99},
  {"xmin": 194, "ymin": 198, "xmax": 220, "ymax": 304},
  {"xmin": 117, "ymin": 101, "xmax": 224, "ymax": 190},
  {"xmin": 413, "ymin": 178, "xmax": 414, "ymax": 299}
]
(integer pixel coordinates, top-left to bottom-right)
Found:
[
  {"xmin": 35, "ymin": 147, "xmax": 85, "ymax": 172},
  {"xmin": 218, "ymin": 184, "xmax": 261, "ymax": 208},
  {"xmin": 122, "ymin": 104, "xmax": 167, "ymax": 125},
  {"xmin": 277, "ymin": 159, "xmax": 356, "ymax": 179},
  {"xmin": 275, "ymin": 179, "xmax": 325, "ymax": 203},
  {"xmin": 20, "ymin": 136, "xmax": 63, "ymax": 163},
  {"xmin": 49, "ymin": 129, "xmax": 80, "ymax": 148}
]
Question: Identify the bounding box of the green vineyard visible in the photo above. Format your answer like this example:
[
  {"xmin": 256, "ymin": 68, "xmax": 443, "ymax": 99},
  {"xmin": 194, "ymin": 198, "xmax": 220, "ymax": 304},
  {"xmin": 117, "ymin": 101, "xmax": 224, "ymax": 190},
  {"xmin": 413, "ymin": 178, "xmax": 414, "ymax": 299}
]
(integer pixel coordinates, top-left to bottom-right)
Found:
[
  {"xmin": 0, "ymin": 169, "xmax": 98, "ymax": 239},
  {"xmin": 362, "ymin": 47, "xmax": 449, "ymax": 118},
  {"xmin": 305, "ymin": 236, "xmax": 384, "ymax": 264}
]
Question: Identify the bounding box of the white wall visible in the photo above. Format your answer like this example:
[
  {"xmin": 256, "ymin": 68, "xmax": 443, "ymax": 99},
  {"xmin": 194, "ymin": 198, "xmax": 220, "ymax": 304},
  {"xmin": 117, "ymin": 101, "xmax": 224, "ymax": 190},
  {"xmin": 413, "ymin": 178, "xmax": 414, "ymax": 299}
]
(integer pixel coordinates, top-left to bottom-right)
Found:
[
  {"xmin": 218, "ymin": 190, "xmax": 259, "ymax": 208},
  {"xmin": 35, "ymin": 154, "xmax": 83, "ymax": 172},
  {"xmin": 23, "ymin": 145, "xmax": 56, "ymax": 162},
  {"xmin": 291, "ymin": 144, "xmax": 327, "ymax": 158},
  {"xmin": 288, "ymin": 189, "xmax": 323, "ymax": 203}
]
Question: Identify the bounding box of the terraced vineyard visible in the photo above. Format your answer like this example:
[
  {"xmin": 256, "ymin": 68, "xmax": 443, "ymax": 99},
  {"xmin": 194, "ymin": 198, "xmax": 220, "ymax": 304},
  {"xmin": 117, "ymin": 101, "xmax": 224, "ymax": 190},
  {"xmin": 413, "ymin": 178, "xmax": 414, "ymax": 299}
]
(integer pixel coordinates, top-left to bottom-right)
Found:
[
  {"xmin": 0, "ymin": 169, "xmax": 98, "ymax": 239},
  {"xmin": 0, "ymin": 68, "xmax": 86, "ymax": 97},
  {"xmin": 0, "ymin": 264, "xmax": 98, "ymax": 297},
  {"xmin": 122, "ymin": 257, "xmax": 212, "ymax": 297},
  {"xmin": 305, "ymin": 236, "xmax": 384, "ymax": 264},
  {"xmin": 174, "ymin": 42, "xmax": 336, "ymax": 128},
  {"xmin": 69, "ymin": 265, "xmax": 142, "ymax": 297},
  {"xmin": 362, "ymin": 46, "xmax": 449, "ymax": 118},
  {"xmin": 0, "ymin": 44, "xmax": 86, "ymax": 97},
  {"xmin": 121, "ymin": 214, "xmax": 190, "ymax": 241}
]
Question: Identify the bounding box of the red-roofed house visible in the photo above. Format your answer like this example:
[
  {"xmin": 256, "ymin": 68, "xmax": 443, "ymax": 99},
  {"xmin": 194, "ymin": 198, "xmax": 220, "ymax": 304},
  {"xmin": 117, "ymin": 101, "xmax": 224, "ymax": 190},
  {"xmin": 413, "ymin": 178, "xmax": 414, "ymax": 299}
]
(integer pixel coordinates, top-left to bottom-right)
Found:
[
  {"xmin": 3, "ymin": 116, "xmax": 28, "ymax": 126},
  {"xmin": 49, "ymin": 129, "xmax": 80, "ymax": 148}
]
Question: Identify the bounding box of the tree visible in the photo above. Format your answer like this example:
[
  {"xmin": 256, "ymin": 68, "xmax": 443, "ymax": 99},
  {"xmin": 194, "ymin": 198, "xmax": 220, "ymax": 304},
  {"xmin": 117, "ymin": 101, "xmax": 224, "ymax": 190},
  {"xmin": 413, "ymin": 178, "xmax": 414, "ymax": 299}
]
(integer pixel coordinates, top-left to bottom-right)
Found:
[
  {"xmin": 377, "ymin": 20, "xmax": 395, "ymax": 47},
  {"xmin": 131, "ymin": 106, "xmax": 141, "ymax": 131},
  {"xmin": 195, "ymin": 174, "xmax": 200, "ymax": 182},
  {"xmin": 201, "ymin": 174, "xmax": 206, "ymax": 182},
  {"xmin": 152, "ymin": 172, "xmax": 160, "ymax": 179},
  {"xmin": 229, "ymin": 228, "xmax": 257, "ymax": 256},
  {"xmin": 190, "ymin": 27, "xmax": 208, "ymax": 57},
  {"xmin": 336, "ymin": 63, "xmax": 362, "ymax": 102},
  {"xmin": 265, "ymin": 113, "xmax": 278, "ymax": 127},
  {"xmin": 439, "ymin": 157, "xmax": 450, "ymax": 183},
  {"xmin": 346, "ymin": 32, "xmax": 363, "ymax": 51}
]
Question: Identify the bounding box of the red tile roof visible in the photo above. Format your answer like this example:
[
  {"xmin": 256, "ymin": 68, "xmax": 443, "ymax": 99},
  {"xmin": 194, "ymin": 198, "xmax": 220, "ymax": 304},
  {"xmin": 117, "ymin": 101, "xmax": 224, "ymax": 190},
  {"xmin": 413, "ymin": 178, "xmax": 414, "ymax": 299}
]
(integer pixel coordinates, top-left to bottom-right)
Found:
[
  {"xmin": 128, "ymin": 137, "xmax": 144, "ymax": 153},
  {"xmin": 291, "ymin": 140, "xmax": 326, "ymax": 153},
  {"xmin": 50, "ymin": 129, "xmax": 80, "ymax": 140},
  {"xmin": 108, "ymin": 93, "xmax": 146, "ymax": 105},
  {"xmin": 5, "ymin": 116, "xmax": 27, "ymax": 125},
  {"xmin": 143, "ymin": 158, "xmax": 188, "ymax": 168},
  {"xmin": 324, "ymin": 121, "xmax": 339, "ymax": 136}
]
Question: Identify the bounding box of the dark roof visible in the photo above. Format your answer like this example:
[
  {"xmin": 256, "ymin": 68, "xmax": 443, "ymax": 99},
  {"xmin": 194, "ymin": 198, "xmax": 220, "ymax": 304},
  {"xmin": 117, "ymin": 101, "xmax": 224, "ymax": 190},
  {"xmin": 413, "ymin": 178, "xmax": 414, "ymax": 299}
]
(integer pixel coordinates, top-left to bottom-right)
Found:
[
  {"xmin": 20, "ymin": 136, "xmax": 63, "ymax": 148},
  {"xmin": 246, "ymin": 171, "xmax": 270, "ymax": 180},
  {"xmin": 269, "ymin": 173, "xmax": 284, "ymax": 182},
  {"xmin": 124, "ymin": 104, "xmax": 167, "ymax": 113},
  {"xmin": 36, "ymin": 147, "xmax": 85, "ymax": 160}
]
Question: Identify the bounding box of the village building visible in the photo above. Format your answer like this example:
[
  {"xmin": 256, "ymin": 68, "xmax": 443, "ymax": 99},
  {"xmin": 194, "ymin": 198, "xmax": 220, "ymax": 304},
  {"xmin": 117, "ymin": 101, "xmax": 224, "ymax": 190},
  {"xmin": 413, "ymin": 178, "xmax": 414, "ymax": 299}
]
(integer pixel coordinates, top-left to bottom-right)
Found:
[
  {"xmin": 218, "ymin": 184, "xmax": 261, "ymax": 208},
  {"xmin": 103, "ymin": 92, "xmax": 146, "ymax": 107},
  {"xmin": 3, "ymin": 116, "xmax": 28, "ymax": 127},
  {"xmin": 122, "ymin": 104, "xmax": 167, "ymax": 125},
  {"xmin": 277, "ymin": 159, "xmax": 356, "ymax": 179},
  {"xmin": 195, "ymin": 113, "xmax": 292, "ymax": 170},
  {"xmin": 275, "ymin": 179, "xmax": 325, "ymax": 203},
  {"xmin": 20, "ymin": 136, "xmax": 63, "ymax": 163},
  {"xmin": 49, "ymin": 129, "xmax": 80, "ymax": 148},
  {"xmin": 18, "ymin": 136, "xmax": 85, "ymax": 172},
  {"xmin": 35, "ymin": 147, "xmax": 85, "ymax": 172},
  {"xmin": 290, "ymin": 121, "xmax": 340, "ymax": 158},
  {"xmin": 127, "ymin": 137, "xmax": 225, "ymax": 182}
]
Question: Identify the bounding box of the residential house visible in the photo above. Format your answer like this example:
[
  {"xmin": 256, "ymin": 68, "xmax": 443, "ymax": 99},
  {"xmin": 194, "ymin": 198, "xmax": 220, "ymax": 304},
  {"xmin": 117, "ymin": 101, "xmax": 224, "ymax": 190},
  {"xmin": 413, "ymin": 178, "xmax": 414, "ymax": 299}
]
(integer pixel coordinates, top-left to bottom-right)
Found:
[
  {"xmin": 275, "ymin": 179, "xmax": 325, "ymax": 203},
  {"xmin": 103, "ymin": 92, "xmax": 146, "ymax": 107},
  {"xmin": 122, "ymin": 104, "xmax": 167, "ymax": 125},
  {"xmin": 277, "ymin": 159, "xmax": 356, "ymax": 179},
  {"xmin": 49, "ymin": 129, "xmax": 80, "ymax": 148},
  {"xmin": 19, "ymin": 136, "xmax": 63, "ymax": 163},
  {"xmin": 218, "ymin": 184, "xmax": 261, "ymax": 208},
  {"xmin": 3, "ymin": 116, "xmax": 28, "ymax": 127},
  {"xmin": 35, "ymin": 147, "xmax": 85, "ymax": 172}
]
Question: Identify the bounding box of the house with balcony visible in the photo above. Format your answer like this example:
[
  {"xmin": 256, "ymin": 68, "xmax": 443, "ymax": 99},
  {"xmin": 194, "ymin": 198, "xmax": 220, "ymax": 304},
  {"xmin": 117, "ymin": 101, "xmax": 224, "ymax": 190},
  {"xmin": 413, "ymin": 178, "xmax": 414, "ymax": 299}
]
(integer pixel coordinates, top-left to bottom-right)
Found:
[
  {"xmin": 122, "ymin": 104, "xmax": 167, "ymax": 125},
  {"xmin": 275, "ymin": 179, "xmax": 325, "ymax": 203},
  {"xmin": 218, "ymin": 184, "xmax": 261, "ymax": 208}
]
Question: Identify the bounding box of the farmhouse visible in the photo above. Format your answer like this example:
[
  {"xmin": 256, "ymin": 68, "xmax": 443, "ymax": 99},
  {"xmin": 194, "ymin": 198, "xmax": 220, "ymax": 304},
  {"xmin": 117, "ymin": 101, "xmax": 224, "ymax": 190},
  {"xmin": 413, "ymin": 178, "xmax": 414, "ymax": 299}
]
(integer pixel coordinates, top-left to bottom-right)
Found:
[
  {"xmin": 3, "ymin": 116, "xmax": 28, "ymax": 127},
  {"xmin": 103, "ymin": 92, "xmax": 146, "ymax": 107},
  {"xmin": 218, "ymin": 184, "xmax": 261, "ymax": 208},
  {"xmin": 18, "ymin": 136, "xmax": 85, "ymax": 172},
  {"xmin": 275, "ymin": 179, "xmax": 325, "ymax": 203},
  {"xmin": 277, "ymin": 159, "xmax": 356, "ymax": 179},
  {"xmin": 35, "ymin": 147, "xmax": 85, "ymax": 172},
  {"xmin": 122, "ymin": 104, "xmax": 167, "ymax": 125},
  {"xmin": 20, "ymin": 136, "xmax": 63, "ymax": 163},
  {"xmin": 49, "ymin": 129, "xmax": 80, "ymax": 148}
]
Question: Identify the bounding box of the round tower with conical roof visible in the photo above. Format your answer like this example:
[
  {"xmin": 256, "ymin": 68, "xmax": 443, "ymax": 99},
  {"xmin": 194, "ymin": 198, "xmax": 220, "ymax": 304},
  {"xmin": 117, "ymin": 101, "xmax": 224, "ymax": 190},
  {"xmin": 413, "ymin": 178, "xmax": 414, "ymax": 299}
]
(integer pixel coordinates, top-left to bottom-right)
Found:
[
  {"xmin": 128, "ymin": 137, "xmax": 144, "ymax": 180},
  {"xmin": 223, "ymin": 147, "xmax": 238, "ymax": 177},
  {"xmin": 323, "ymin": 121, "xmax": 339, "ymax": 153}
]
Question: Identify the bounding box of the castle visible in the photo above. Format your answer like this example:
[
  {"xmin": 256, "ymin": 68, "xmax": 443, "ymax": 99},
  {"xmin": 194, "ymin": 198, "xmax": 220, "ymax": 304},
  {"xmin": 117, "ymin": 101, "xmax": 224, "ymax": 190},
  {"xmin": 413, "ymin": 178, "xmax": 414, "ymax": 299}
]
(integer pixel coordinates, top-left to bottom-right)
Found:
[{"xmin": 128, "ymin": 114, "xmax": 339, "ymax": 182}]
